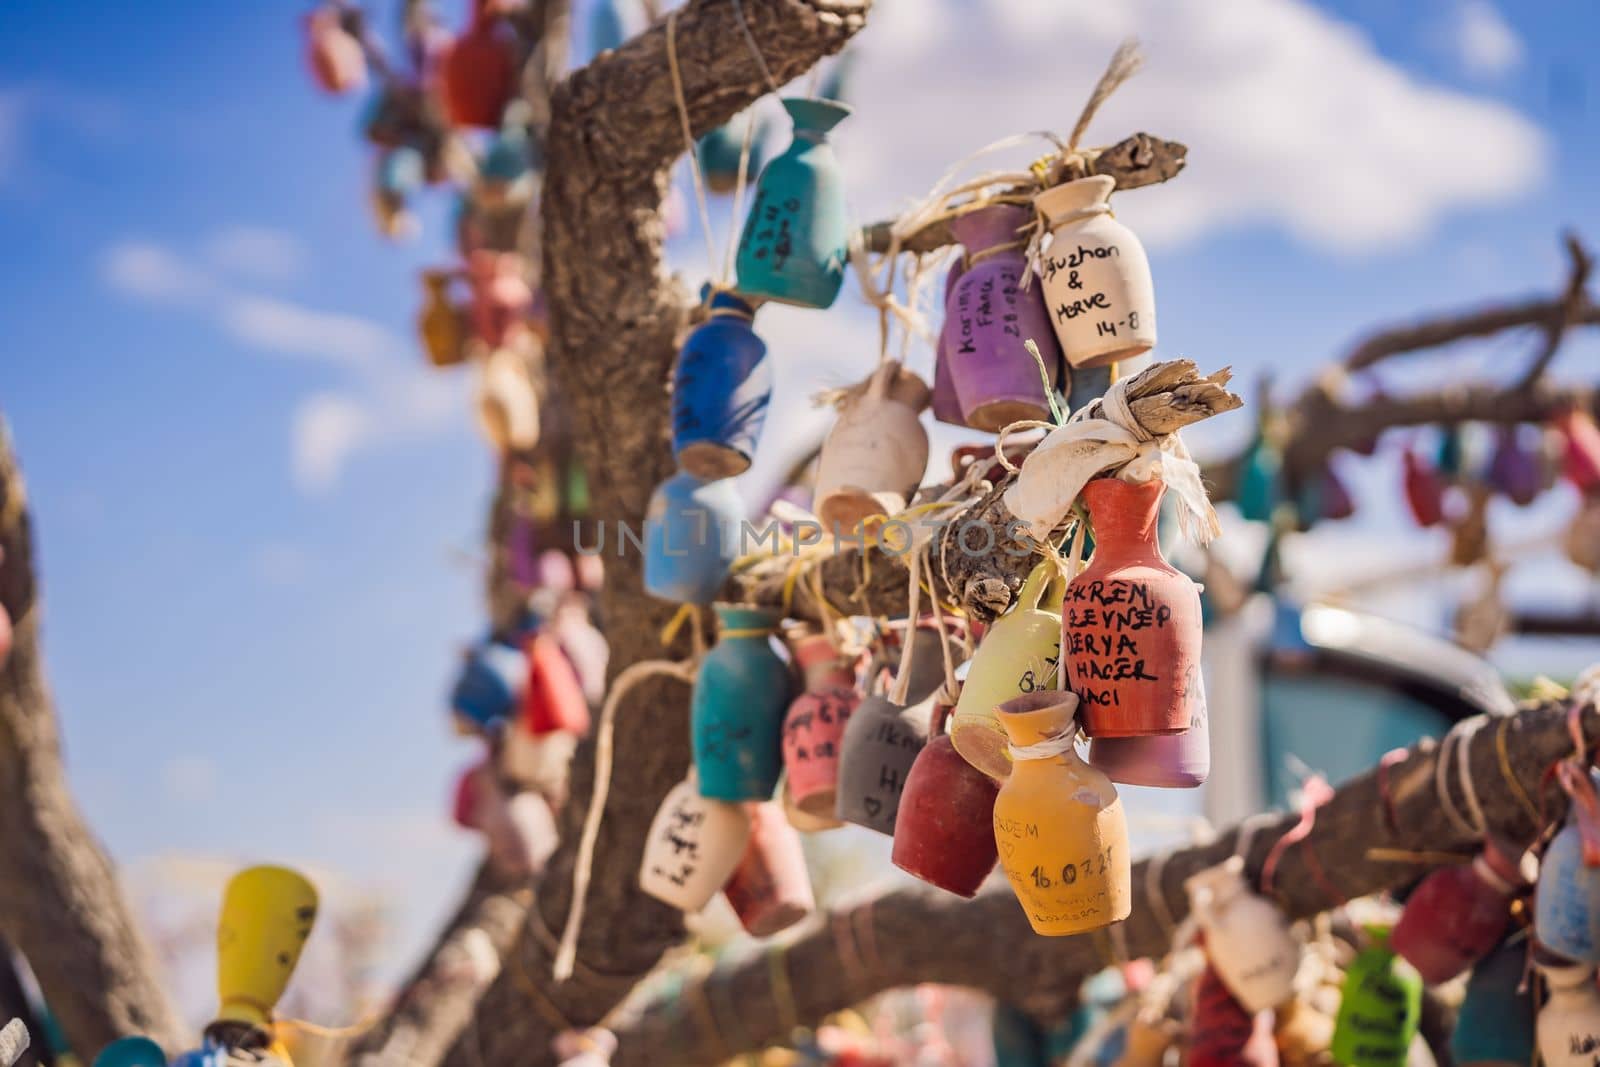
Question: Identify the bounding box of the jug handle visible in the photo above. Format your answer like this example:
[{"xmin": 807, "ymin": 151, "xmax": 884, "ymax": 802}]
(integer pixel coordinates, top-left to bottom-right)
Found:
[
  {"xmin": 1015, "ymin": 558, "xmax": 1065, "ymax": 613},
  {"xmin": 928, "ymin": 699, "xmax": 954, "ymax": 738}
]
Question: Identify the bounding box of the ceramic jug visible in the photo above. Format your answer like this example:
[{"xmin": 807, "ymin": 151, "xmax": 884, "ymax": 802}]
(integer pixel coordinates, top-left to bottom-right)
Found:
[
  {"xmin": 1274, "ymin": 996, "xmax": 1337, "ymax": 1067},
  {"xmin": 215, "ymin": 866, "xmax": 318, "ymax": 1029},
  {"xmin": 1538, "ymin": 771, "xmax": 1600, "ymax": 963},
  {"xmin": 950, "ymin": 560, "xmax": 1066, "ymax": 781},
  {"xmin": 476, "ymin": 343, "xmax": 541, "ymax": 453},
  {"xmin": 586, "ymin": 0, "xmax": 629, "ymax": 57},
  {"xmin": 304, "ymin": 8, "xmax": 366, "ymax": 95},
  {"xmin": 781, "ymin": 634, "xmax": 861, "ymax": 818},
  {"xmin": 1558, "ymin": 408, "xmax": 1600, "ymax": 492},
  {"xmin": 94, "ymin": 1037, "xmax": 168, "ymax": 1067},
  {"xmin": 372, "ymin": 145, "xmax": 424, "ymax": 239},
  {"xmin": 521, "ymin": 632, "xmax": 590, "ymax": 736},
  {"xmin": 1538, "ymin": 956, "xmax": 1600, "ymax": 1067},
  {"xmin": 672, "ymin": 289, "xmax": 771, "ymax": 480},
  {"xmin": 780, "ymin": 770, "xmax": 841, "ymax": 832},
  {"xmin": 691, "ymin": 606, "xmax": 790, "ymax": 801},
  {"xmin": 451, "ymin": 637, "xmax": 525, "ymax": 733},
  {"xmin": 734, "ymin": 98, "xmax": 852, "ymax": 309},
  {"xmin": 698, "ymin": 114, "xmax": 765, "ymax": 196},
  {"xmin": 864, "ymin": 624, "xmax": 958, "ymax": 710},
  {"xmin": 931, "ymin": 258, "xmax": 968, "ymax": 426},
  {"xmin": 723, "ymin": 801, "xmax": 815, "ymax": 936},
  {"xmin": 1330, "ymin": 926, "xmax": 1421, "ymax": 1067},
  {"xmin": 456, "ymin": 766, "xmax": 557, "ymax": 878},
  {"xmin": 1403, "ymin": 450, "xmax": 1446, "ymax": 527},
  {"xmin": 1188, "ymin": 955, "xmax": 1280, "ymax": 1067},
  {"xmin": 1185, "ymin": 857, "xmax": 1299, "ymax": 1012},
  {"xmin": 1086, "ymin": 664, "xmax": 1209, "ymax": 788},
  {"xmin": 892, "ymin": 701, "xmax": 1000, "ymax": 898},
  {"xmin": 419, "ymin": 270, "xmax": 467, "ymax": 367},
  {"xmin": 638, "ymin": 771, "xmax": 750, "ymax": 912},
  {"xmin": 1111, "ymin": 1017, "xmax": 1174, "ymax": 1067},
  {"xmin": 992, "ymin": 690, "xmax": 1131, "ymax": 935},
  {"xmin": 944, "ymin": 204, "xmax": 1061, "ymax": 431},
  {"xmin": 468, "ymin": 250, "xmax": 533, "ymax": 350},
  {"xmin": 1068, "ymin": 362, "xmax": 1113, "ymax": 416},
  {"xmin": 1033, "ymin": 175, "xmax": 1155, "ymax": 369},
  {"xmin": 1391, "ymin": 841, "xmax": 1524, "ymax": 984},
  {"xmin": 835, "ymin": 691, "xmax": 927, "ymax": 835},
  {"xmin": 440, "ymin": 1, "xmax": 519, "ymax": 128},
  {"xmin": 1065, "ymin": 478, "xmax": 1202, "ymax": 738},
  {"xmin": 813, "ymin": 362, "xmax": 930, "ymax": 532},
  {"xmin": 642, "ymin": 471, "xmax": 743, "ymax": 605},
  {"xmin": 1488, "ymin": 425, "xmax": 1542, "ymax": 507},
  {"xmin": 1451, "ymin": 937, "xmax": 1534, "ymax": 1067}
]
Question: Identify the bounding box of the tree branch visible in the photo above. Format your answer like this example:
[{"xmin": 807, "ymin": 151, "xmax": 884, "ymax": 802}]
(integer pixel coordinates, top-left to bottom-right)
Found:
[
  {"xmin": 0, "ymin": 418, "xmax": 186, "ymax": 1056},
  {"xmin": 1516, "ymin": 231, "xmax": 1595, "ymax": 389},
  {"xmin": 607, "ymin": 686, "xmax": 1595, "ymax": 1064}
]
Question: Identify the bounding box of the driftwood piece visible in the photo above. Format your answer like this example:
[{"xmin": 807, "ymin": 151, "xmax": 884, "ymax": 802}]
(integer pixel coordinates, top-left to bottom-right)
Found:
[
  {"xmin": 734, "ymin": 362, "xmax": 1242, "ymax": 624},
  {"xmin": 605, "ymin": 686, "xmax": 1596, "ymax": 1065},
  {"xmin": 860, "ymin": 132, "xmax": 1189, "ymax": 256},
  {"xmin": 0, "ymin": 419, "xmax": 186, "ymax": 1055}
]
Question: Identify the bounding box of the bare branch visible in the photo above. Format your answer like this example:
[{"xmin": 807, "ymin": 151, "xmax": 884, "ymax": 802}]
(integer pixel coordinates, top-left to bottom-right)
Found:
[{"xmin": 1516, "ymin": 231, "xmax": 1595, "ymax": 389}]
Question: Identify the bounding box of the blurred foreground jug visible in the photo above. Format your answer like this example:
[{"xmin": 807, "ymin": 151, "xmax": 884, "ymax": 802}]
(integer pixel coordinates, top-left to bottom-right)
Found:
[
  {"xmin": 1390, "ymin": 839, "xmax": 1525, "ymax": 984},
  {"xmin": 642, "ymin": 471, "xmax": 743, "ymax": 605},
  {"xmin": 1536, "ymin": 954, "xmax": 1600, "ymax": 1067},
  {"xmin": 813, "ymin": 362, "xmax": 929, "ymax": 532},
  {"xmin": 1451, "ymin": 937, "xmax": 1535, "ymax": 1067},
  {"xmin": 781, "ymin": 633, "xmax": 861, "ymax": 818},
  {"xmin": 723, "ymin": 801, "xmax": 815, "ymax": 936},
  {"xmin": 521, "ymin": 632, "xmax": 590, "ymax": 736},
  {"xmin": 639, "ymin": 771, "xmax": 750, "ymax": 912},
  {"xmin": 1330, "ymin": 926, "xmax": 1420, "ymax": 1067},
  {"xmin": 835, "ymin": 689, "xmax": 926, "ymax": 835},
  {"xmin": 735, "ymin": 98, "xmax": 852, "ymax": 309},
  {"xmin": 691, "ymin": 606, "xmax": 789, "ymax": 801},
  {"xmin": 1086, "ymin": 667, "xmax": 1209, "ymax": 788},
  {"xmin": 216, "ymin": 866, "xmax": 319, "ymax": 1031},
  {"xmin": 1033, "ymin": 175, "xmax": 1155, "ymax": 368},
  {"xmin": 944, "ymin": 204, "xmax": 1060, "ymax": 431},
  {"xmin": 992, "ymin": 690, "xmax": 1130, "ymax": 935},
  {"xmin": 950, "ymin": 560, "xmax": 1066, "ymax": 781},
  {"xmin": 1535, "ymin": 769, "xmax": 1600, "ymax": 963},
  {"xmin": 892, "ymin": 701, "xmax": 1000, "ymax": 898},
  {"xmin": 94, "ymin": 1038, "xmax": 167, "ymax": 1067},
  {"xmin": 1185, "ymin": 857, "xmax": 1298, "ymax": 1012},
  {"xmin": 672, "ymin": 290, "xmax": 771, "ymax": 480},
  {"xmin": 440, "ymin": 0, "xmax": 519, "ymax": 128},
  {"xmin": 1065, "ymin": 478, "xmax": 1200, "ymax": 738},
  {"xmin": 1188, "ymin": 952, "xmax": 1279, "ymax": 1067}
]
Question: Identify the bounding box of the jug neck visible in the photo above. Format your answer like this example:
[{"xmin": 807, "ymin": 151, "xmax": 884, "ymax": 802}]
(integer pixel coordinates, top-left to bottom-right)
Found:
[
  {"xmin": 949, "ymin": 204, "xmax": 1029, "ymax": 257},
  {"xmin": 1034, "ymin": 174, "xmax": 1114, "ymax": 229},
  {"xmin": 1539, "ymin": 959, "xmax": 1598, "ymax": 993},
  {"xmin": 1082, "ymin": 477, "xmax": 1166, "ymax": 558},
  {"xmin": 714, "ymin": 604, "xmax": 780, "ymax": 639},
  {"xmin": 996, "ymin": 690, "xmax": 1080, "ymax": 748},
  {"xmin": 782, "ymin": 97, "xmax": 850, "ymax": 141}
]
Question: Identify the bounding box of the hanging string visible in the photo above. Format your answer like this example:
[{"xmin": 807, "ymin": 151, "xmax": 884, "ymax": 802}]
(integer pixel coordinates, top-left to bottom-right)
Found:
[
  {"xmin": 1007, "ymin": 694, "xmax": 1082, "ymax": 762},
  {"xmin": 553, "ymin": 659, "xmax": 697, "ymax": 981},
  {"xmin": 888, "ymin": 547, "xmax": 924, "ymax": 705},
  {"xmin": 1434, "ymin": 729, "xmax": 1477, "ymax": 838},
  {"xmin": 1260, "ymin": 775, "xmax": 1335, "ymax": 898},
  {"xmin": 1376, "ymin": 747, "xmax": 1410, "ymax": 837},
  {"xmin": 722, "ymin": 107, "xmax": 759, "ymax": 283},
  {"xmin": 1455, "ymin": 716, "xmax": 1490, "ymax": 838},
  {"xmin": 665, "ymin": 11, "xmax": 720, "ymax": 277},
  {"xmin": 728, "ymin": 0, "xmax": 782, "ymax": 97},
  {"xmin": 1231, "ymin": 810, "xmax": 1281, "ymax": 871},
  {"xmin": 767, "ymin": 945, "xmax": 798, "ymax": 1036},
  {"xmin": 1495, "ymin": 714, "xmax": 1543, "ymax": 825},
  {"xmin": 1555, "ymin": 701, "xmax": 1600, "ymax": 865}
]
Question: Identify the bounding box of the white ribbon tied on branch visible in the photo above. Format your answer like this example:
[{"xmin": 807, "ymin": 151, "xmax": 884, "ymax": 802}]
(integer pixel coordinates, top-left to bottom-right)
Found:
[{"xmin": 1003, "ymin": 373, "xmax": 1220, "ymax": 546}]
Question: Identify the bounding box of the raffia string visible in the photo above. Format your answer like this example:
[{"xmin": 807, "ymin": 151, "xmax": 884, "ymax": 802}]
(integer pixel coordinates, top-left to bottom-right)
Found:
[
  {"xmin": 728, "ymin": 0, "xmax": 782, "ymax": 97},
  {"xmin": 553, "ymin": 659, "xmax": 697, "ymax": 981},
  {"xmin": 1066, "ymin": 39, "xmax": 1143, "ymax": 159},
  {"xmin": 665, "ymin": 11, "xmax": 720, "ymax": 278},
  {"xmin": 1007, "ymin": 692, "xmax": 1082, "ymax": 762}
]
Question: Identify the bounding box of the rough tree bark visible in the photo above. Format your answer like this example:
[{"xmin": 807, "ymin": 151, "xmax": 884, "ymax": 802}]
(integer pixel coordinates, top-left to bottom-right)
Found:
[
  {"xmin": 602, "ymin": 685, "xmax": 1597, "ymax": 1065},
  {"xmin": 442, "ymin": 4, "xmax": 870, "ymax": 1065},
  {"xmin": 0, "ymin": 420, "xmax": 186, "ymax": 1056}
]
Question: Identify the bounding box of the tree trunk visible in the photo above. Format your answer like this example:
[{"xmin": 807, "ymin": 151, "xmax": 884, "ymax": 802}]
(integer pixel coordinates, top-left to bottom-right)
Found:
[{"xmin": 0, "ymin": 420, "xmax": 186, "ymax": 1057}]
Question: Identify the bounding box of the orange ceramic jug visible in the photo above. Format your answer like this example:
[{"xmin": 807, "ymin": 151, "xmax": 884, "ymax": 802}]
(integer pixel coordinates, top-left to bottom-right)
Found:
[{"xmin": 991, "ymin": 689, "xmax": 1130, "ymax": 935}]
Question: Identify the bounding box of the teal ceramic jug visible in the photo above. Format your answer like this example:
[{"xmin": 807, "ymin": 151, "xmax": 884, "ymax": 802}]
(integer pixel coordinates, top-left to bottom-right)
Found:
[
  {"xmin": 692, "ymin": 605, "xmax": 791, "ymax": 801},
  {"xmin": 1331, "ymin": 926, "xmax": 1422, "ymax": 1067},
  {"xmin": 734, "ymin": 98, "xmax": 851, "ymax": 309},
  {"xmin": 1451, "ymin": 937, "xmax": 1534, "ymax": 1067},
  {"xmin": 698, "ymin": 112, "xmax": 765, "ymax": 195},
  {"xmin": 94, "ymin": 1037, "xmax": 168, "ymax": 1067}
]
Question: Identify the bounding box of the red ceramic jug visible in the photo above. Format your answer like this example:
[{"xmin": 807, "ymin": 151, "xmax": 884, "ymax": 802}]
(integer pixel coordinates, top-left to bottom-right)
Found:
[
  {"xmin": 1064, "ymin": 478, "xmax": 1201, "ymax": 738},
  {"xmin": 1557, "ymin": 408, "xmax": 1600, "ymax": 493},
  {"xmin": 303, "ymin": 8, "xmax": 367, "ymax": 95},
  {"xmin": 1391, "ymin": 840, "xmax": 1526, "ymax": 984},
  {"xmin": 723, "ymin": 801, "xmax": 815, "ymax": 937},
  {"xmin": 1188, "ymin": 952, "xmax": 1280, "ymax": 1067},
  {"xmin": 468, "ymin": 250, "xmax": 533, "ymax": 348},
  {"xmin": 1403, "ymin": 450, "xmax": 1446, "ymax": 527},
  {"xmin": 521, "ymin": 632, "xmax": 590, "ymax": 736},
  {"xmin": 440, "ymin": 1, "xmax": 520, "ymax": 129},
  {"xmin": 891, "ymin": 701, "xmax": 1000, "ymax": 898},
  {"xmin": 781, "ymin": 634, "xmax": 861, "ymax": 818}
]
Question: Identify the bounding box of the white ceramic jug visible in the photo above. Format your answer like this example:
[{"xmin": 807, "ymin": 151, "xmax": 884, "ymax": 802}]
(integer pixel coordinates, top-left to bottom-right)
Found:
[
  {"xmin": 1538, "ymin": 957, "xmax": 1600, "ymax": 1067},
  {"xmin": 638, "ymin": 771, "xmax": 750, "ymax": 912},
  {"xmin": 1185, "ymin": 856, "xmax": 1300, "ymax": 1012},
  {"xmin": 814, "ymin": 361, "xmax": 930, "ymax": 532}
]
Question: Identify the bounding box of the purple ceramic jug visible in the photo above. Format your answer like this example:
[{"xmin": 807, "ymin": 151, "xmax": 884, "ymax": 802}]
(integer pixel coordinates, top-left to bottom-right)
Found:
[
  {"xmin": 944, "ymin": 205, "xmax": 1061, "ymax": 432},
  {"xmin": 931, "ymin": 258, "xmax": 966, "ymax": 426},
  {"xmin": 1086, "ymin": 666, "xmax": 1210, "ymax": 789}
]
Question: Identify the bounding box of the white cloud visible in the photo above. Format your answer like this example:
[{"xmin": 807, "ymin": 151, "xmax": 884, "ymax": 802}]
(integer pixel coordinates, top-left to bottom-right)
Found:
[
  {"xmin": 835, "ymin": 0, "xmax": 1546, "ymax": 254},
  {"xmin": 100, "ymin": 240, "xmax": 211, "ymax": 304},
  {"xmin": 221, "ymin": 293, "xmax": 395, "ymax": 368},
  {"xmin": 292, "ymin": 393, "xmax": 378, "ymax": 493},
  {"xmin": 204, "ymin": 225, "xmax": 306, "ymax": 282},
  {"xmin": 1451, "ymin": 1, "xmax": 1524, "ymax": 79}
]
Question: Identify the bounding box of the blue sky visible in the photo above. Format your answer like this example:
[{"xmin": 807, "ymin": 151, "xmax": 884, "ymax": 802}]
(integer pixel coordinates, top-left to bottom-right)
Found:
[{"xmin": 1, "ymin": 0, "xmax": 1596, "ymax": 1003}]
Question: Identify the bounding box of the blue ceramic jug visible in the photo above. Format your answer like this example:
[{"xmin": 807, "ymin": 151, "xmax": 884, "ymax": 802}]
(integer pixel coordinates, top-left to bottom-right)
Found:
[
  {"xmin": 451, "ymin": 637, "xmax": 525, "ymax": 733},
  {"xmin": 692, "ymin": 605, "xmax": 791, "ymax": 801},
  {"xmin": 94, "ymin": 1037, "xmax": 168, "ymax": 1067},
  {"xmin": 1451, "ymin": 937, "xmax": 1534, "ymax": 1066},
  {"xmin": 1536, "ymin": 773, "xmax": 1600, "ymax": 963},
  {"xmin": 698, "ymin": 113, "xmax": 765, "ymax": 196},
  {"xmin": 642, "ymin": 471, "xmax": 743, "ymax": 604},
  {"xmin": 734, "ymin": 98, "xmax": 851, "ymax": 309},
  {"xmin": 672, "ymin": 289, "xmax": 771, "ymax": 480}
]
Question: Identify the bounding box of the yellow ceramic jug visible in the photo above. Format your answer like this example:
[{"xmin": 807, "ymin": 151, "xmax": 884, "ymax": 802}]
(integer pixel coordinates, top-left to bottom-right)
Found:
[
  {"xmin": 992, "ymin": 689, "xmax": 1131, "ymax": 935},
  {"xmin": 216, "ymin": 866, "xmax": 319, "ymax": 1028},
  {"xmin": 951, "ymin": 560, "xmax": 1067, "ymax": 781}
]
